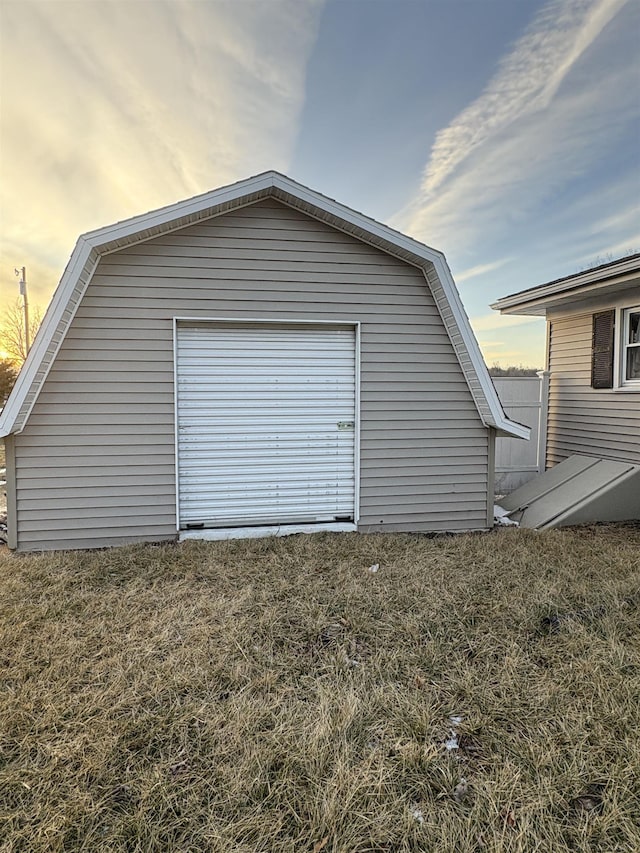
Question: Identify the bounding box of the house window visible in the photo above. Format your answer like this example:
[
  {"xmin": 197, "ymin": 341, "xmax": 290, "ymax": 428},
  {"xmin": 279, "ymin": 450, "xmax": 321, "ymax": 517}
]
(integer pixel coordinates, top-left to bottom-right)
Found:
[
  {"xmin": 591, "ymin": 310, "xmax": 615, "ymax": 389},
  {"xmin": 590, "ymin": 307, "xmax": 640, "ymax": 390},
  {"xmin": 622, "ymin": 306, "xmax": 640, "ymax": 385}
]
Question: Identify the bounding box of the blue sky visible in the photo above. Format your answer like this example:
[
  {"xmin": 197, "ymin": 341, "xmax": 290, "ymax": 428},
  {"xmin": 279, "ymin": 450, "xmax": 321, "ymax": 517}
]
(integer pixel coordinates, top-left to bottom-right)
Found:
[{"xmin": 1, "ymin": 0, "xmax": 639, "ymax": 367}]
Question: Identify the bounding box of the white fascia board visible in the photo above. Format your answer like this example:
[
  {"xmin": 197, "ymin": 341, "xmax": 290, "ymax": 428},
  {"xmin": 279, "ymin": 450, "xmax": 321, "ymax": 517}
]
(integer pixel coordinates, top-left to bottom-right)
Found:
[
  {"xmin": 431, "ymin": 255, "xmax": 530, "ymax": 441},
  {"xmin": 272, "ymin": 173, "xmax": 445, "ymax": 261},
  {"xmin": 0, "ymin": 237, "xmax": 93, "ymax": 437},
  {"xmin": 492, "ymin": 261, "xmax": 640, "ymax": 315},
  {"xmin": 81, "ymin": 171, "xmax": 279, "ymax": 246},
  {"xmin": 490, "ymin": 301, "xmax": 547, "ymax": 317}
]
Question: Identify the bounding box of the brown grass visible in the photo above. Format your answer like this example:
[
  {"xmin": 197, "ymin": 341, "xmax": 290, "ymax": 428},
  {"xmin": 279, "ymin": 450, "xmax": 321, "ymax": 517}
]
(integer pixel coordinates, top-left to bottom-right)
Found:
[{"xmin": 1, "ymin": 526, "xmax": 639, "ymax": 852}]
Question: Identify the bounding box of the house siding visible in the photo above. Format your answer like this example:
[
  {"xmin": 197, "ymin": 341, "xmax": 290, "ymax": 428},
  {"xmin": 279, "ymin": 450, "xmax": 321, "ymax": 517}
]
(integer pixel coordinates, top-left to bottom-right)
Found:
[
  {"xmin": 547, "ymin": 310, "xmax": 640, "ymax": 467},
  {"xmin": 13, "ymin": 200, "xmax": 489, "ymax": 550}
]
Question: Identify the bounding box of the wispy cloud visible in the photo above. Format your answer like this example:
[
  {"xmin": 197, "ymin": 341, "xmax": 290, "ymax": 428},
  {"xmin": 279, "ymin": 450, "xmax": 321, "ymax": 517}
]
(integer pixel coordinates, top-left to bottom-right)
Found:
[
  {"xmin": 582, "ymin": 203, "xmax": 640, "ymax": 259},
  {"xmin": 395, "ymin": 0, "xmax": 636, "ymax": 255},
  {"xmin": 593, "ymin": 236, "xmax": 640, "ymax": 259},
  {"xmin": 420, "ymin": 0, "xmax": 628, "ymax": 197},
  {"xmin": 472, "ymin": 314, "xmax": 546, "ymax": 368},
  {"xmin": 0, "ymin": 0, "xmax": 324, "ymax": 308},
  {"xmin": 588, "ymin": 203, "xmax": 640, "ymax": 239},
  {"xmin": 471, "ymin": 314, "xmax": 544, "ymax": 333},
  {"xmin": 455, "ymin": 258, "xmax": 512, "ymax": 283},
  {"xmin": 482, "ymin": 348, "xmax": 538, "ymax": 366}
]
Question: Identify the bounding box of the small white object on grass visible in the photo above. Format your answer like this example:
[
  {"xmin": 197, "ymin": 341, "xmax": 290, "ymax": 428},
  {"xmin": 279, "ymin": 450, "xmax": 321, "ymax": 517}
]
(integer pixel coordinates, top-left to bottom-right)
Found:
[
  {"xmin": 494, "ymin": 505, "xmax": 519, "ymax": 526},
  {"xmin": 445, "ymin": 731, "xmax": 459, "ymax": 750},
  {"xmin": 445, "ymin": 714, "xmax": 463, "ymax": 750},
  {"xmin": 410, "ymin": 806, "xmax": 425, "ymax": 825},
  {"xmin": 368, "ymin": 563, "xmax": 379, "ymax": 573}
]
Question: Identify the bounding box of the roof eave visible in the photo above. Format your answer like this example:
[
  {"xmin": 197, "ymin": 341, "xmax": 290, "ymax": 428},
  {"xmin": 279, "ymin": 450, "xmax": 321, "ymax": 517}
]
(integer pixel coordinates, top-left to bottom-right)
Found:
[
  {"xmin": 495, "ymin": 421, "xmax": 531, "ymax": 440},
  {"xmin": 492, "ymin": 259, "xmax": 640, "ymax": 316}
]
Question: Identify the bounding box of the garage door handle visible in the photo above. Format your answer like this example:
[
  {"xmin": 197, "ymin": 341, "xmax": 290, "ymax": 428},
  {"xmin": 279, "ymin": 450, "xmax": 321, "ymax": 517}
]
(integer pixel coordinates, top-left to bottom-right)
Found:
[{"xmin": 337, "ymin": 421, "xmax": 355, "ymax": 430}]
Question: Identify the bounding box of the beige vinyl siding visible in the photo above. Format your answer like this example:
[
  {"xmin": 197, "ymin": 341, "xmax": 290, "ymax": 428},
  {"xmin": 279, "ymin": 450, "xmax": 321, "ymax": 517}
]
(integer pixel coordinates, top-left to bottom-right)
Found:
[
  {"xmin": 13, "ymin": 200, "xmax": 489, "ymax": 550},
  {"xmin": 15, "ymin": 253, "xmax": 99, "ymax": 428},
  {"xmin": 547, "ymin": 311, "xmax": 640, "ymax": 467}
]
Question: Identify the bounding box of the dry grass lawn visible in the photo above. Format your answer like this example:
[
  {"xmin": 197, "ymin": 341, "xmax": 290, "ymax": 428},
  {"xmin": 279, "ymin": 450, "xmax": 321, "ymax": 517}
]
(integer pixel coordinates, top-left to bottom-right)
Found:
[{"xmin": 1, "ymin": 526, "xmax": 639, "ymax": 852}]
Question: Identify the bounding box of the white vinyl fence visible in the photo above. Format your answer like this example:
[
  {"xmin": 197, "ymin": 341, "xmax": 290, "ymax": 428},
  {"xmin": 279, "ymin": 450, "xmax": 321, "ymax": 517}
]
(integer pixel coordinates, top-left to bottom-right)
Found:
[{"xmin": 494, "ymin": 373, "xmax": 549, "ymax": 495}]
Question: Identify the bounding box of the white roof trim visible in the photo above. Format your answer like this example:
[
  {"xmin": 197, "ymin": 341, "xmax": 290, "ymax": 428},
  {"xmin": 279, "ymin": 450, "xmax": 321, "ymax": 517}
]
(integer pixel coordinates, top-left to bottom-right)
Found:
[
  {"xmin": 429, "ymin": 255, "xmax": 529, "ymax": 439},
  {"xmin": 0, "ymin": 171, "xmax": 528, "ymax": 440},
  {"xmin": 492, "ymin": 254, "xmax": 640, "ymax": 315}
]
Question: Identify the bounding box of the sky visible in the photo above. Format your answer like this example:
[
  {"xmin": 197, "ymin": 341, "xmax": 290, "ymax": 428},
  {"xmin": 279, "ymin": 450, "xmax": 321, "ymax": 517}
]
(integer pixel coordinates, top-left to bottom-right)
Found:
[{"xmin": 1, "ymin": 0, "xmax": 639, "ymax": 368}]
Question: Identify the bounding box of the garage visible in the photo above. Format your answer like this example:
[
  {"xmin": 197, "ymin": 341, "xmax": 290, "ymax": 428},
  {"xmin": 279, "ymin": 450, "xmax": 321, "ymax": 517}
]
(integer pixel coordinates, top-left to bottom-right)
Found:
[
  {"xmin": 175, "ymin": 321, "xmax": 358, "ymax": 530},
  {"xmin": 0, "ymin": 171, "xmax": 528, "ymax": 551}
]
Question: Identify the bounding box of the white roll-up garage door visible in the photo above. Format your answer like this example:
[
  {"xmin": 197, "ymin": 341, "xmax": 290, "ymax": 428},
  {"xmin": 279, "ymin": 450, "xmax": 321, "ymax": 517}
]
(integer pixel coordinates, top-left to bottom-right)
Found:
[{"xmin": 176, "ymin": 323, "xmax": 357, "ymax": 529}]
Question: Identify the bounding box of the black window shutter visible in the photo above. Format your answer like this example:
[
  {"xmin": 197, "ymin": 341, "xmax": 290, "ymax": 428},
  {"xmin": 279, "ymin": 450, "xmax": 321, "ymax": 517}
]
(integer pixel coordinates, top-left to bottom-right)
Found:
[{"xmin": 591, "ymin": 310, "xmax": 615, "ymax": 389}]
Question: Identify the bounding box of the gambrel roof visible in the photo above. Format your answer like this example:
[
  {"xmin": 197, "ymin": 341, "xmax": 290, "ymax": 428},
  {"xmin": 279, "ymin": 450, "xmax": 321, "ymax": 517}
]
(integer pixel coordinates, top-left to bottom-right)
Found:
[{"xmin": 0, "ymin": 171, "xmax": 528, "ymax": 439}]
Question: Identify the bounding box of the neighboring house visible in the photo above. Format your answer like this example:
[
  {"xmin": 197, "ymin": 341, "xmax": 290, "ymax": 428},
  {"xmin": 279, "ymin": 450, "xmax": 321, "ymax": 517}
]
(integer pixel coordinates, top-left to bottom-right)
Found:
[
  {"xmin": 0, "ymin": 172, "xmax": 526, "ymax": 552},
  {"xmin": 492, "ymin": 254, "xmax": 640, "ymax": 527}
]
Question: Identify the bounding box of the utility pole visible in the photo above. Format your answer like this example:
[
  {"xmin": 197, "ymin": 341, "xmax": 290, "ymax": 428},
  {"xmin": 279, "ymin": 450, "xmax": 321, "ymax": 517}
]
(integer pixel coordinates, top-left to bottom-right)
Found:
[{"xmin": 14, "ymin": 266, "xmax": 30, "ymax": 356}]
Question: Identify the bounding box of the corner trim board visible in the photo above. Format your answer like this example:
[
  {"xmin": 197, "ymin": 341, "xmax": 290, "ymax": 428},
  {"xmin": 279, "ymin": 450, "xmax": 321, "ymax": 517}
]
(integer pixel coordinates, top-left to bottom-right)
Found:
[{"xmin": 4, "ymin": 435, "xmax": 17, "ymax": 549}]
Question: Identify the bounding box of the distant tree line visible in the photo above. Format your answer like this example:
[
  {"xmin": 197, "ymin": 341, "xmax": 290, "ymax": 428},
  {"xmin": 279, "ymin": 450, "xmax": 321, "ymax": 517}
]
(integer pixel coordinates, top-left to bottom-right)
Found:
[{"xmin": 488, "ymin": 364, "xmax": 540, "ymax": 377}]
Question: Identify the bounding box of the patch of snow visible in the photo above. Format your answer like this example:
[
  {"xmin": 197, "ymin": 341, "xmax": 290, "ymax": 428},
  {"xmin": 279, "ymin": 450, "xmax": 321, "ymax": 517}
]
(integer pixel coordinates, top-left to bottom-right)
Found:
[
  {"xmin": 445, "ymin": 714, "xmax": 463, "ymax": 750},
  {"xmin": 410, "ymin": 806, "xmax": 425, "ymax": 825},
  {"xmin": 445, "ymin": 732, "xmax": 459, "ymax": 751},
  {"xmin": 494, "ymin": 504, "xmax": 519, "ymax": 526}
]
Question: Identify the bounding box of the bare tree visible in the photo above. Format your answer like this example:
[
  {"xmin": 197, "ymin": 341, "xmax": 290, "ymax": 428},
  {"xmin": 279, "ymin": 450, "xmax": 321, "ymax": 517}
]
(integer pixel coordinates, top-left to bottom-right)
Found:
[
  {"xmin": 0, "ymin": 358, "xmax": 18, "ymax": 406},
  {"xmin": 0, "ymin": 299, "xmax": 43, "ymax": 366}
]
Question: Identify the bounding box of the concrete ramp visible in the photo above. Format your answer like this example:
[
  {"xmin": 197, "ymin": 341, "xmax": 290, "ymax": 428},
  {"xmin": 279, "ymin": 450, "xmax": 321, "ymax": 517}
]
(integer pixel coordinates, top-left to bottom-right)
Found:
[{"xmin": 498, "ymin": 455, "xmax": 640, "ymax": 529}]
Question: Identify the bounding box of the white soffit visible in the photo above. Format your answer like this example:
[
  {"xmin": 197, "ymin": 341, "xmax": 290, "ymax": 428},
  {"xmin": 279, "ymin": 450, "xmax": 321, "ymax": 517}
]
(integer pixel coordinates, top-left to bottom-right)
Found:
[{"xmin": 0, "ymin": 171, "xmax": 528, "ymax": 441}]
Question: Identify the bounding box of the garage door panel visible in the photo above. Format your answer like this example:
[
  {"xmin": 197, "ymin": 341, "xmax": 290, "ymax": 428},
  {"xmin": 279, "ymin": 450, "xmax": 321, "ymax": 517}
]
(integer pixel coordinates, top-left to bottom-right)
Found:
[
  {"xmin": 177, "ymin": 381, "xmax": 355, "ymax": 392},
  {"xmin": 177, "ymin": 361, "xmax": 354, "ymax": 374},
  {"xmin": 176, "ymin": 324, "xmax": 356, "ymax": 527},
  {"xmin": 178, "ymin": 419, "xmax": 354, "ymax": 433},
  {"xmin": 180, "ymin": 467, "xmax": 355, "ymax": 487},
  {"xmin": 181, "ymin": 484, "xmax": 353, "ymax": 502},
  {"xmin": 177, "ymin": 395, "xmax": 355, "ymax": 407}
]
